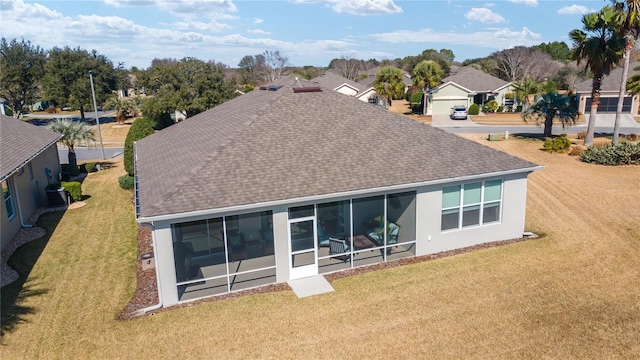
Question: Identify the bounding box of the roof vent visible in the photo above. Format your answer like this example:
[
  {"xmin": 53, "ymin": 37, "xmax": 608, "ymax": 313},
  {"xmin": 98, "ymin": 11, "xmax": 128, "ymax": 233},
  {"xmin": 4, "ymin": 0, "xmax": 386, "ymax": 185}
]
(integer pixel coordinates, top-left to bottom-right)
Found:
[
  {"xmin": 293, "ymin": 86, "xmax": 322, "ymax": 93},
  {"xmin": 258, "ymin": 84, "xmax": 283, "ymax": 91}
]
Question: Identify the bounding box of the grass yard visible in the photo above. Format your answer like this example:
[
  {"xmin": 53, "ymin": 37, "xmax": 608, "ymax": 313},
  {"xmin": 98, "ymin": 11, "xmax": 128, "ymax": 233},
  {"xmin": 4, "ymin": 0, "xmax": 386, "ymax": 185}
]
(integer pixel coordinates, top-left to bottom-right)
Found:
[{"xmin": 1, "ymin": 135, "xmax": 639, "ymax": 358}]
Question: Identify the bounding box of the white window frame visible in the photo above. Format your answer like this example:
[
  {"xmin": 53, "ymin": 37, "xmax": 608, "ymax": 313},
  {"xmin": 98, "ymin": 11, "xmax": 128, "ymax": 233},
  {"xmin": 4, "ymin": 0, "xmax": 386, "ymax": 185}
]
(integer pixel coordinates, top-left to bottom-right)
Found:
[
  {"xmin": 441, "ymin": 179, "xmax": 503, "ymax": 232},
  {"xmin": 3, "ymin": 179, "xmax": 16, "ymax": 221}
]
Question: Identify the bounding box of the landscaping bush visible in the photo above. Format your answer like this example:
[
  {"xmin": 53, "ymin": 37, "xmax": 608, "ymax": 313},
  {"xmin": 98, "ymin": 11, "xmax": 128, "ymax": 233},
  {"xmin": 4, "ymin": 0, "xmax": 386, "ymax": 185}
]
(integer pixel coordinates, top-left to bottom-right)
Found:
[
  {"xmin": 124, "ymin": 117, "xmax": 155, "ymax": 176},
  {"xmin": 61, "ymin": 163, "xmax": 79, "ymax": 177},
  {"xmin": 61, "ymin": 181, "xmax": 82, "ymax": 202},
  {"xmin": 497, "ymin": 105, "xmax": 504, "ymax": 112},
  {"xmin": 568, "ymin": 145, "xmax": 586, "ymax": 157},
  {"xmin": 543, "ymin": 135, "xmax": 572, "ymax": 153},
  {"xmin": 625, "ymin": 133, "xmax": 638, "ymax": 142},
  {"xmin": 468, "ymin": 103, "xmax": 480, "ymax": 115},
  {"xmin": 118, "ymin": 174, "xmax": 135, "ymax": 190},
  {"xmin": 577, "ymin": 130, "xmax": 587, "ymax": 140},
  {"xmin": 83, "ymin": 162, "xmax": 97, "ymax": 173},
  {"xmin": 580, "ymin": 141, "xmax": 640, "ymax": 165},
  {"xmin": 409, "ymin": 92, "xmax": 423, "ymax": 114},
  {"xmin": 483, "ymin": 100, "xmax": 499, "ymax": 113}
]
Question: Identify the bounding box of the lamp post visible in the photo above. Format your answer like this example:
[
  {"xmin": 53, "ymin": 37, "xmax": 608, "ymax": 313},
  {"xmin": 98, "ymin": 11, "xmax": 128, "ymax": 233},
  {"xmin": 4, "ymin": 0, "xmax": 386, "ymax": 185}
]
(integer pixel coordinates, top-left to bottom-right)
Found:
[{"xmin": 89, "ymin": 70, "xmax": 105, "ymax": 160}]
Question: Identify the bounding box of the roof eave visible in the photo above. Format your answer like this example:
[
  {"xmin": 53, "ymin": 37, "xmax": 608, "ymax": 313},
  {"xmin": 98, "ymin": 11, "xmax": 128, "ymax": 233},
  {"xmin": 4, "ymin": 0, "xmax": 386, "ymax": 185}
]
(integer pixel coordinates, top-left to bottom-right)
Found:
[
  {"xmin": 136, "ymin": 165, "xmax": 543, "ymax": 224},
  {"xmin": 0, "ymin": 135, "xmax": 62, "ymax": 182}
]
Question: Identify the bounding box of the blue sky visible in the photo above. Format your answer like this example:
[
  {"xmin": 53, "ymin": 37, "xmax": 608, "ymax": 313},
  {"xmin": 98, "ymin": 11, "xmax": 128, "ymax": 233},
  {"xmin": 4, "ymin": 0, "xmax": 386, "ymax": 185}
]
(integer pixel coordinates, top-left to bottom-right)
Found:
[{"xmin": 0, "ymin": 0, "xmax": 608, "ymax": 69}]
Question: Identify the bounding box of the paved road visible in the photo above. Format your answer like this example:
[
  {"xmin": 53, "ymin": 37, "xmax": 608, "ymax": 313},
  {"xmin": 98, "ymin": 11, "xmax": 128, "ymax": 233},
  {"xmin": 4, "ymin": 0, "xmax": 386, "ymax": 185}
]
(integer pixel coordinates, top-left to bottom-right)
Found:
[
  {"xmin": 58, "ymin": 146, "xmax": 123, "ymax": 162},
  {"xmin": 432, "ymin": 113, "xmax": 640, "ymax": 135},
  {"xmin": 25, "ymin": 111, "xmax": 116, "ymax": 126}
]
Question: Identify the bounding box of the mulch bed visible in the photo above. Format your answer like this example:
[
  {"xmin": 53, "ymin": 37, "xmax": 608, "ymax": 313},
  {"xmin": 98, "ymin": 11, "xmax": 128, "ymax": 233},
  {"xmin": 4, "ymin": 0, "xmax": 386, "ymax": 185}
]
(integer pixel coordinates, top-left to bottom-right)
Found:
[{"xmin": 117, "ymin": 225, "xmax": 541, "ymax": 320}]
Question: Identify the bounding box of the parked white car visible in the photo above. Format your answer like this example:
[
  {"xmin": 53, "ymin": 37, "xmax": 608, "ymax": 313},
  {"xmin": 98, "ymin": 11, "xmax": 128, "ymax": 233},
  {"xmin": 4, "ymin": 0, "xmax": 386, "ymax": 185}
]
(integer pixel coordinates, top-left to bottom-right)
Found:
[{"xmin": 450, "ymin": 106, "xmax": 468, "ymax": 120}]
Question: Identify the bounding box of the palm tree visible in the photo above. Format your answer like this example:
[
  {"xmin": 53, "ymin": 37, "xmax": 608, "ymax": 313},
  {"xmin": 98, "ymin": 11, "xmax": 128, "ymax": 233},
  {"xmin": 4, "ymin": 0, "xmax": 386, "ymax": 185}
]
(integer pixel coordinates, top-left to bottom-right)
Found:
[
  {"xmin": 47, "ymin": 118, "xmax": 96, "ymax": 169},
  {"xmin": 412, "ymin": 60, "xmax": 443, "ymax": 115},
  {"xmin": 373, "ymin": 66, "xmax": 404, "ymax": 108},
  {"xmin": 612, "ymin": 0, "xmax": 640, "ymax": 144},
  {"xmin": 103, "ymin": 96, "xmax": 137, "ymax": 125},
  {"xmin": 512, "ymin": 77, "xmax": 541, "ymax": 110},
  {"xmin": 570, "ymin": 5, "xmax": 625, "ymax": 146},
  {"xmin": 522, "ymin": 92, "xmax": 580, "ymax": 137}
]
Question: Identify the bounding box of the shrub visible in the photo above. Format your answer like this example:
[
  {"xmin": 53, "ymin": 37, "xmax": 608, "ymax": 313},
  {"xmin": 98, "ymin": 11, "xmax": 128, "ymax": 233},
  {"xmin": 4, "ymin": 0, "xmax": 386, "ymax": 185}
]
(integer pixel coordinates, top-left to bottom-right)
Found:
[
  {"xmin": 483, "ymin": 100, "xmax": 499, "ymax": 113},
  {"xmin": 61, "ymin": 163, "xmax": 79, "ymax": 177},
  {"xmin": 468, "ymin": 103, "xmax": 480, "ymax": 115},
  {"xmin": 568, "ymin": 145, "xmax": 586, "ymax": 157},
  {"xmin": 626, "ymin": 133, "xmax": 638, "ymax": 142},
  {"xmin": 118, "ymin": 174, "xmax": 135, "ymax": 190},
  {"xmin": 543, "ymin": 135, "xmax": 572, "ymax": 153},
  {"xmin": 497, "ymin": 105, "xmax": 504, "ymax": 112},
  {"xmin": 124, "ymin": 117, "xmax": 155, "ymax": 176},
  {"xmin": 577, "ymin": 130, "xmax": 587, "ymax": 140},
  {"xmin": 61, "ymin": 181, "xmax": 82, "ymax": 202},
  {"xmin": 580, "ymin": 141, "xmax": 640, "ymax": 165},
  {"xmin": 83, "ymin": 162, "xmax": 97, "ymax": 173},
  {"xmin": 45, "ymin": 106, "xmax": 59, "ymax": 114}
]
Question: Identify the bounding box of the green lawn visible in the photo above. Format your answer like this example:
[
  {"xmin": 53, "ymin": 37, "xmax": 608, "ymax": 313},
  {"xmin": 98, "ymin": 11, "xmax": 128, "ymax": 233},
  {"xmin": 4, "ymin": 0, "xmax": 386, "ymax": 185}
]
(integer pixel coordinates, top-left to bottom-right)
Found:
[{"xmin": 1, "ymin": 138, "xmax": 639, "ymax": 359}]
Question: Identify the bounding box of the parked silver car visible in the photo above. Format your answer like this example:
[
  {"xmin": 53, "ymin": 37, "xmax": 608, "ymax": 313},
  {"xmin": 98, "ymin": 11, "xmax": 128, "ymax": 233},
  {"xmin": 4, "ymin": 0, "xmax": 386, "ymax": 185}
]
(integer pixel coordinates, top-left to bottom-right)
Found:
[{"xmin": 450, "ymin": 106, "xmax": 468, "ymax": 120}]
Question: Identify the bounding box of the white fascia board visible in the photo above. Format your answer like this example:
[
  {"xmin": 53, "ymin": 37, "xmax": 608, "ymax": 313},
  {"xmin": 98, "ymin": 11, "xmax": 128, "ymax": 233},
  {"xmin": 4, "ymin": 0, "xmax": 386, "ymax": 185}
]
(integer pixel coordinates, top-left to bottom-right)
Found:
[{"xmin": 136, "ymin": 165, "xmax": 544, "ymax": 224}]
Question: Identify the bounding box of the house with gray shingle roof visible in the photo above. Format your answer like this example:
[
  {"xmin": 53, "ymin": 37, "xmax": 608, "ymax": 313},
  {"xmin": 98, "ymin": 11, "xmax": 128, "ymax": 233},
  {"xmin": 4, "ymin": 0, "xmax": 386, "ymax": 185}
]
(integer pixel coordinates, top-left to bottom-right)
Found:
[
  {"xmin": 427, "ymin": 66, "xmax": 514, "ymax": 116},
  {"xmin": 575, "ymin": 62, "xmax": 640, "ymax": 116},
  {"xmin": 1, "ymin": 114, "xmax": 62, "ymax": 249},
  {"xmin": 311, "ymin": 72, "xmax": 385, "ymax": 106},
  {"xmin": 135, "ymin": 76, "xmax": 541, "ymax": 306}
]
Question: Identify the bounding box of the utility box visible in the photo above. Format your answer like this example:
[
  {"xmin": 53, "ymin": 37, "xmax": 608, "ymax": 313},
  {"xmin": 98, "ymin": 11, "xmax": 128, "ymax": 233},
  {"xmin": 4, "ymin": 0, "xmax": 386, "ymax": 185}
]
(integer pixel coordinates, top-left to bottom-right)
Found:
[{"xmin": 488, "ymin": 133, "xmax": 502, "ymax": 141}]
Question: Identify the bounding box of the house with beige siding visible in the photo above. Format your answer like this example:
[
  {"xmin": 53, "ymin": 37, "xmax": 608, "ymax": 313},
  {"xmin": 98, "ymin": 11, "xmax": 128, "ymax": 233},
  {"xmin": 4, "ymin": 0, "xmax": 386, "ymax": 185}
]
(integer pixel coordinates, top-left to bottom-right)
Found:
[
  {"xmin": 135, "ymin": 77, "xmax": 541, "ymax": 307},
  {"xmin": 427, "ymin": 67, "xmax": 514, "ymax": 115},
  {"xmin": 1, "ymin": 115, "xmax": 61, "ymax": 249}
]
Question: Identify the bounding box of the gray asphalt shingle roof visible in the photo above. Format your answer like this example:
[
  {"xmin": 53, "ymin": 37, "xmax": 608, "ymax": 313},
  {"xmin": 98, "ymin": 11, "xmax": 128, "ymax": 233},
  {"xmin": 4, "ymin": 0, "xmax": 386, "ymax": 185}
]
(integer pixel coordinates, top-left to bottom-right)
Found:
[
  {"xmin": 575, "ymin": 62, "xmax": 640, "ymax": 92},
  {"xmin": 441, "ymin": 67, "xmax": 509, "ymax": 92},
  {"xmin": 311, "ymin": 72, "xmax": 361, "ymax": 93},
  {"xmin": 136, "ymin": 77, "xmax": 538, "ymax": 219},
  {"xmin": 1, "ymin": 114, "xmax": 61, "ymax": 181}
]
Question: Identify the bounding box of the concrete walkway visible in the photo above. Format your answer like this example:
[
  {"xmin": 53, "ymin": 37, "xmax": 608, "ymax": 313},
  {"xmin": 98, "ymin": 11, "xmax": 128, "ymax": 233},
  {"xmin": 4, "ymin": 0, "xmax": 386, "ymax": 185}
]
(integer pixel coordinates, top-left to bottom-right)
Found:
[{"xmin": 288, "ymin": 275, "xmax": 334, "ymax": 298}]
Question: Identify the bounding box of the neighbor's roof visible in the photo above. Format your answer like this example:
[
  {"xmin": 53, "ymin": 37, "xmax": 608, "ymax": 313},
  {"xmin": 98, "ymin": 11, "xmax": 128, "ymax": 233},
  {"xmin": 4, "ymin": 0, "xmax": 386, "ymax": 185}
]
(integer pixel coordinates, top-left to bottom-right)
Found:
[
  {"xmin": 0, "ymin": 114, "xmax": 61, "ymax": 181},
  {"xmin": 136, "ymin": 76, "xmax": 539, "ymax": 219},
  {"xmin": 311, "ymin": 72, "xmax": 361, "ymax": 93},
  {"xmin": 440, "ymin": 66, "xmax": 510, "ymax": 93},
  {"xmin": 575, "ymin": 62, "xmax": 640, "ymax": 93}
]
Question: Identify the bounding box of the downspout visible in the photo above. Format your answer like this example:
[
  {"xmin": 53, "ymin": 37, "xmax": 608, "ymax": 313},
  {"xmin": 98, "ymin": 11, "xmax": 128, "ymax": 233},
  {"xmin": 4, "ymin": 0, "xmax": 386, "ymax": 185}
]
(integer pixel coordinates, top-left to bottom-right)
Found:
[
  {"xmin": 12, "ymin": 178, "xmax": 34, "ymax": 228},
  {"xmin": 132, "ymin": 221, "xmax": 163, "ymax": 316}
]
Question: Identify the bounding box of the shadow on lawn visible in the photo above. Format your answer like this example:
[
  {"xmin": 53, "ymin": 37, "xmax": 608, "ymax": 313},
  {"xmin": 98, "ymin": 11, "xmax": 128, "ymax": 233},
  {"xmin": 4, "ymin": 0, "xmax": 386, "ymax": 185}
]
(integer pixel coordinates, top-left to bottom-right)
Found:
[{"xmin": 1, "ymin": 210, "xmax": 64, "ymax": 338}]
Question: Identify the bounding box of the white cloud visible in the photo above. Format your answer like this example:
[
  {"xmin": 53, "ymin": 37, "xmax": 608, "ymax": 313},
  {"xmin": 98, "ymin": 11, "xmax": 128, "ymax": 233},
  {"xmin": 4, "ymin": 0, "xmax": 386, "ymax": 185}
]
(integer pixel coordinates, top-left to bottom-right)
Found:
[
  {"xmin": 369, "ymin": 26, "xmax": 542, "ymax": 50},
  {"xmin": 289, "ymin": 0, "xmax": 402, "ymax": 15},
  {"xmin": 509, "ymin": 0, "xmax": 538, "ymax": 6},
  {"xmin": 465, "ymin": 8, "xmax": 505, "ymax": 24},
  {"xmin": 103, "ymin": 0, "xmax": 154, "ymax": 7},
  {"xmin": 253, "ymin": 17, "xmax": 264, "ymax": 25},
  {"xmin": 558, "ymin": 5, "xmax": 589, "ymax": 15},
  {"xmin": 247, "ymin": 29, "xmax": 271, "ymax": 35}
]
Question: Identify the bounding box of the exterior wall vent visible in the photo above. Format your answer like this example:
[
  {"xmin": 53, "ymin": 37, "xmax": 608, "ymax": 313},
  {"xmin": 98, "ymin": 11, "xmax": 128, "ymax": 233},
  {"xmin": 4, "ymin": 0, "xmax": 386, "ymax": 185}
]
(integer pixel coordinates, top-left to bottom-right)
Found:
[{"xmin": 293, "ymin": 86, "xmax": 322, "ymax": 93}]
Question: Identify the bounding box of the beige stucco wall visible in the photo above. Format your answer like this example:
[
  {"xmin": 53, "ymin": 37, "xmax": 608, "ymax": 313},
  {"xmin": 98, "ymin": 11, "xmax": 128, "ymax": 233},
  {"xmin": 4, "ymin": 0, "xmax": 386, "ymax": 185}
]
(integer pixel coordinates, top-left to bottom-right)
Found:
[
  {"xmin": 1, "ymin": 145, "xmax": 60, "ymax": 250},
  {"xmin": 429, "ymin": 84, "xmax": 471, "ymax": 115}
]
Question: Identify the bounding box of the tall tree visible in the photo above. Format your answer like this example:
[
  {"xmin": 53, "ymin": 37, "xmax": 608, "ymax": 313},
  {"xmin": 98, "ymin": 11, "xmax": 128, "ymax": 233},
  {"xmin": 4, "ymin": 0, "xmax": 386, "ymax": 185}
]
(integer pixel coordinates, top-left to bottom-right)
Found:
[
  {"xmin": 612, "ymin": 0, "xmax": 640, "ymax": 144},
  {"xmin": 260, "ymin": 50, "xmax": 290, "ymax": 83},
  {"xmin": 237, "ymin": 55, "xmax": 256, "ymax": 85},
  {"xmin": 522, "ymin": 92, "xmax": 580, "ymax": 137},
  {"xmin": 330, "ymin": 56, "xmax": 362, "ymax": 81},
  {"xmin": 136, "ymin": 57, "xmax": 237, "ymax": 118},
  {"xmin": 103, "ymin": 96, "xmax": 137, "ymax": 125},
  {"xmin": 412, "ymin": 60, "xmax": 443, "ymax": 115},
  {"xmin": 570, "ymin": 5, "xmax": 625, "ymax": 146},
  {"xmin": 42, "ymin": 47, "xmax": 117, "ymax": 121},
  {"xmin": 373, "ymin": 66, "xmax": 404, "ymax": 108},
  {"xmin": 0, "ymin": 38, "xmax": 46, "ymax": 117},
  {"xmin": 47, "ymin": 118, "xmax": 96, "ymax": 169}
]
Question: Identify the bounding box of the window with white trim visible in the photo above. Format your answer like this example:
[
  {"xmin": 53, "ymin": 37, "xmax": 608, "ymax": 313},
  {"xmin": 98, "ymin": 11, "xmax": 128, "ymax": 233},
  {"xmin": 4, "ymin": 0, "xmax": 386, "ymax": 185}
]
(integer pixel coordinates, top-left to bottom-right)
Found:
[
  {"xmin": 2, "ymin": 179, "xmax": 16, "ymax": 220},
  {"xmin": 441, "ymin": 179, "xmax": 502, "ymax": 231}
]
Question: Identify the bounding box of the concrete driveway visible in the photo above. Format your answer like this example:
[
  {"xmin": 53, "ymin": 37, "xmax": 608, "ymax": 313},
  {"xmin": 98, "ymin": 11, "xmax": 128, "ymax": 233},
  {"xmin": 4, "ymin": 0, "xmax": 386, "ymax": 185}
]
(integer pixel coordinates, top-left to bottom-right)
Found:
[
  {"xmin": 580, "ymin": 114, "xmax": 640, "ymax": 128},
  {"xmin": 431, "ymin": 114, "xmax": 481, "ymax": 127}
]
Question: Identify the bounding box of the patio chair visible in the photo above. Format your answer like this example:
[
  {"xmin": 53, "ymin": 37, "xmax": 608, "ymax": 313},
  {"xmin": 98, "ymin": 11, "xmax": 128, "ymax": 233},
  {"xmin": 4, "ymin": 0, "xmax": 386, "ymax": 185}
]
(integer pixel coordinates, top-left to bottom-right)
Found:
[{"xmin": 329, "ymin": 238, "xmax": 350, "ymax": 263}]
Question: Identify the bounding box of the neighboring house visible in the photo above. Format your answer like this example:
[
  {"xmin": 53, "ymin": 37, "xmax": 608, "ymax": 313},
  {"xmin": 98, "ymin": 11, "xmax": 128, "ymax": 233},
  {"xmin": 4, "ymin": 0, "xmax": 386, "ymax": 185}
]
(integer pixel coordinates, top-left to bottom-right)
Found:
[
  {"xmin": 427, "ymin": 67, "xmax": 514, "ymax": 116},
  {"xmin": 1, "ymin": 114, "xmax": 61, "ymax": 250},
  {"xmin": 135, "ymin": 76, "xmax": 542, "ymax": 307},
  {"xmin": 575, "ymin": 62, "xmax": 640, "ymax": 115},
  {"xmin": 311, "ymin": 72, "xmax": 384, "ymax": 106},
  {"xmin": 357, "ymin": 67, "xmax": 413, "ymax": 105}
]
